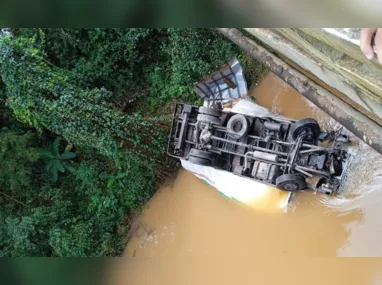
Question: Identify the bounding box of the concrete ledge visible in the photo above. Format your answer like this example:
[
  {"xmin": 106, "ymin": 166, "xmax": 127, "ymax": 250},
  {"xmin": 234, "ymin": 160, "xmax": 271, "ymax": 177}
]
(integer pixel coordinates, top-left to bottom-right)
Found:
[
  {"xmin": 244, "ymin": 28, "xmax": 382, "ymax": 124},
  {"xmin": 218, "ymin": 28, "xmax": 382, "ymax": 155}
]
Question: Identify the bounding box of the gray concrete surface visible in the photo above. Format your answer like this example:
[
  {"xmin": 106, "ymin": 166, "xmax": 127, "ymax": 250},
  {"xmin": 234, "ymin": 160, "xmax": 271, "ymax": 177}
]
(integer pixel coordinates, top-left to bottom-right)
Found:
[
  {"xmin": 218, "ymin": 28, "xmax": 382, "ymax": 155},
  {"xmin": 244, "ymin": 28, "xmax": 382, "ymax": 125}
]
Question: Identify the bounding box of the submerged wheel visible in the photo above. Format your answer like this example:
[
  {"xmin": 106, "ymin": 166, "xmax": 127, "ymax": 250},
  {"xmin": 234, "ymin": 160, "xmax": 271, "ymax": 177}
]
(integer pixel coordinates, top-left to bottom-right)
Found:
[
  {"xmin": 290, "ymin": 118, "xmax": 320, "ymax": 141},
  {"xmin": 188, "ymin": 149, "xmax": 216, "ymax": 166},
  {"xmin": 276, "ymin": 174, "xmax": 307, "ymax": 192},
  {"xmin": 198, "ymin": 107, "xmax": 222, "ymax": 118},
  {"xmin": 197, "ymin": 114, "xmax": 222, "ymax": 126},
  {"xmin": 226, "ymin": 114, "xmax": 249, "ymax": 139}
]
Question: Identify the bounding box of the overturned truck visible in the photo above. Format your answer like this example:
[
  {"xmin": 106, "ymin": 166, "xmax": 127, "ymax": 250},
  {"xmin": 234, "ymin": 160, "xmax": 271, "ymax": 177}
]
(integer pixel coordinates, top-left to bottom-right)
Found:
[{"xmin": 167, "ymin": 104, "xmax": 351, "ymax": 195}]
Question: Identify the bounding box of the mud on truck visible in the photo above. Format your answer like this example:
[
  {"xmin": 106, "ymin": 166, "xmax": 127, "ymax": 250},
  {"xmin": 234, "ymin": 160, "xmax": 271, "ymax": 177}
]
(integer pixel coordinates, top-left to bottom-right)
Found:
[{"xmin": 167, "ymin": 104, "xmax": 351, "ymax": 195}]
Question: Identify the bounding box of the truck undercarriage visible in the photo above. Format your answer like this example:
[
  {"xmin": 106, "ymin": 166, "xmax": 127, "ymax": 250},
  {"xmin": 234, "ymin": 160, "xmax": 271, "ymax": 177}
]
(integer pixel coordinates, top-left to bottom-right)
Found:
[{"xmin": 168, "ymin": 104, "xmax": 351, "ymax": 195}]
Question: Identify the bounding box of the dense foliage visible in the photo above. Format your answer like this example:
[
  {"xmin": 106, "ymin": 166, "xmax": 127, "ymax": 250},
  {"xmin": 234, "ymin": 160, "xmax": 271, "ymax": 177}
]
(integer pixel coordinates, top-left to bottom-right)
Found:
[{"xmin": 0, "ymin": 29, "xmax": 267, "ymax": 256}]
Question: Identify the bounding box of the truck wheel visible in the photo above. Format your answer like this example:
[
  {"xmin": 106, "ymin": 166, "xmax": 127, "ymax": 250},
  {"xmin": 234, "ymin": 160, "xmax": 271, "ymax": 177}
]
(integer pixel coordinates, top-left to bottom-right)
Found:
[
  {"xmin": 199, "ymin": 107, "xmax": 222, "ymax": 118},
  {"xmin": 197, "ymin": 114, "xmax": 222, "ymax": 126},
  {"xmin": 290, "ymin": 118, "xmax": 320, "ymax": 140},
  {"xmin": 227, "ymin": 114, "xmax": 249, "ymax": 139},
  {"xmin": 276, "ymin": 174, "xmax": 307, "ymax": 191},
  {"xmin": 188, "ymin": 149, "xmax": 216, "ymax": 166}
]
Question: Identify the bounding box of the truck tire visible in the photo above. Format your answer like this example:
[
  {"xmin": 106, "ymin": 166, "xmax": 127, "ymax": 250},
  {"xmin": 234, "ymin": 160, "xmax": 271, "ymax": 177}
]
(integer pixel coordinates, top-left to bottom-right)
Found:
[
  {"xmin": 227, "ymin": 114, "xmax": 249, "ymax": 139},
  {"xmin": 276, "ymin": 174, "xmax": 307, "ymax": 191},
  {"xmin": 290, "ymin": 118, "xmax": 320, "ymax": 141}
]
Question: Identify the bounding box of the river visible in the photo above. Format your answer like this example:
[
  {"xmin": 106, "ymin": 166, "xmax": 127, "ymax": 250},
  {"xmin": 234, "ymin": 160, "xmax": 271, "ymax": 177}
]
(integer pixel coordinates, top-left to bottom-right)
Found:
[{"xmin": 112, "ymin": 72, "xmax": 382, "ymax": 284}]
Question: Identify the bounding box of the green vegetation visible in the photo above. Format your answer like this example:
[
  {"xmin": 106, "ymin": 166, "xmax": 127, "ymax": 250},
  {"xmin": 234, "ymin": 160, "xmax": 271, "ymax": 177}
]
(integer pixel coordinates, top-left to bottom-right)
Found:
[
  {"xmin": 0, "ymin": 28, "xmax": 267, "ymax": 256},
  {"xmin": 40, "ymin": 137, "xmax": 77, "ymax": 183}
]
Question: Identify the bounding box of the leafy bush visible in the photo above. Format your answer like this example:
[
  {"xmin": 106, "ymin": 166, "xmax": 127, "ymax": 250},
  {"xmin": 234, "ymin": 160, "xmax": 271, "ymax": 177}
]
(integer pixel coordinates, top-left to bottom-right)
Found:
[
  {"xmin": 146, "ymin": 28, "xmax": 241, "ymax": 106},
  {"xmin": 40, "ymin": 137, "xmax": 76, "ymax": 182},
  {"xmin": 0, "ymin": 130, "xmax": 39, "ymax": 192},
  {"xmin": 0, "ymin": 131, "xmax": 157, "ymax": 256},
  {"xmin": 14, "ymin": 28, "xmax": 241, "ymax": 108},
  {"xmin": 0, "ymin": 33, "xmax": 162, "ymax": 159},
  {"xmin": 0, "ymin": 28, "xmax": 267, "ymax": 256}
]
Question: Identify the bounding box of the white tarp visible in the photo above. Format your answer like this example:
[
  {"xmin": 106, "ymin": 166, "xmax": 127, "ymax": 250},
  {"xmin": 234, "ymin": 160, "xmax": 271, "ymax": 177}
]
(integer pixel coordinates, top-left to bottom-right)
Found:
[{"xmin": 181, "ymin": 100, "xmax": 292, "ymax": 212}]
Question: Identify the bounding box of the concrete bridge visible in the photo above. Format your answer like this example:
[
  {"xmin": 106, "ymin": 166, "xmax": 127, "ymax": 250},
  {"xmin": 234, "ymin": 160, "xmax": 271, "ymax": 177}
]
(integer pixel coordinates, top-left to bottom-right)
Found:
[{"xmin": 218, "ymin": 28, "xmax": 382, "ymax": 155}]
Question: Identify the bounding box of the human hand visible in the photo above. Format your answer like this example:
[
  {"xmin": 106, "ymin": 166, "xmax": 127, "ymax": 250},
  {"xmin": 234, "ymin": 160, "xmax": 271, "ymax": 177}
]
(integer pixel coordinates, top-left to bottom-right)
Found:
[{"xmin": 360, "ymin": 28, "xmax": 382, "ymax": 64}]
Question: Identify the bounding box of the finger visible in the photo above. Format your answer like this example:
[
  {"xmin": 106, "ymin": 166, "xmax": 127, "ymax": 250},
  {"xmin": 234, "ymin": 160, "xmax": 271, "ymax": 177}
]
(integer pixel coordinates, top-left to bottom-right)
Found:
[
  {"xmin": 374, "ymin": 29, "xmax": 382, "ymax": 65},
  {"xmin": 360, "ymin": 28, "xmax": 377, "ymax": 60}
]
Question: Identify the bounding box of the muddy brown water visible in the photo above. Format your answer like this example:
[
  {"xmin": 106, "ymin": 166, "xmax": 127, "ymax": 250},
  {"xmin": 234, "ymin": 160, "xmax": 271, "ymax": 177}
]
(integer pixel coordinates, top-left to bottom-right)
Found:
[{"xmin": 112, "ymin": 73, "xmax": 382, "ymax": 284}]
